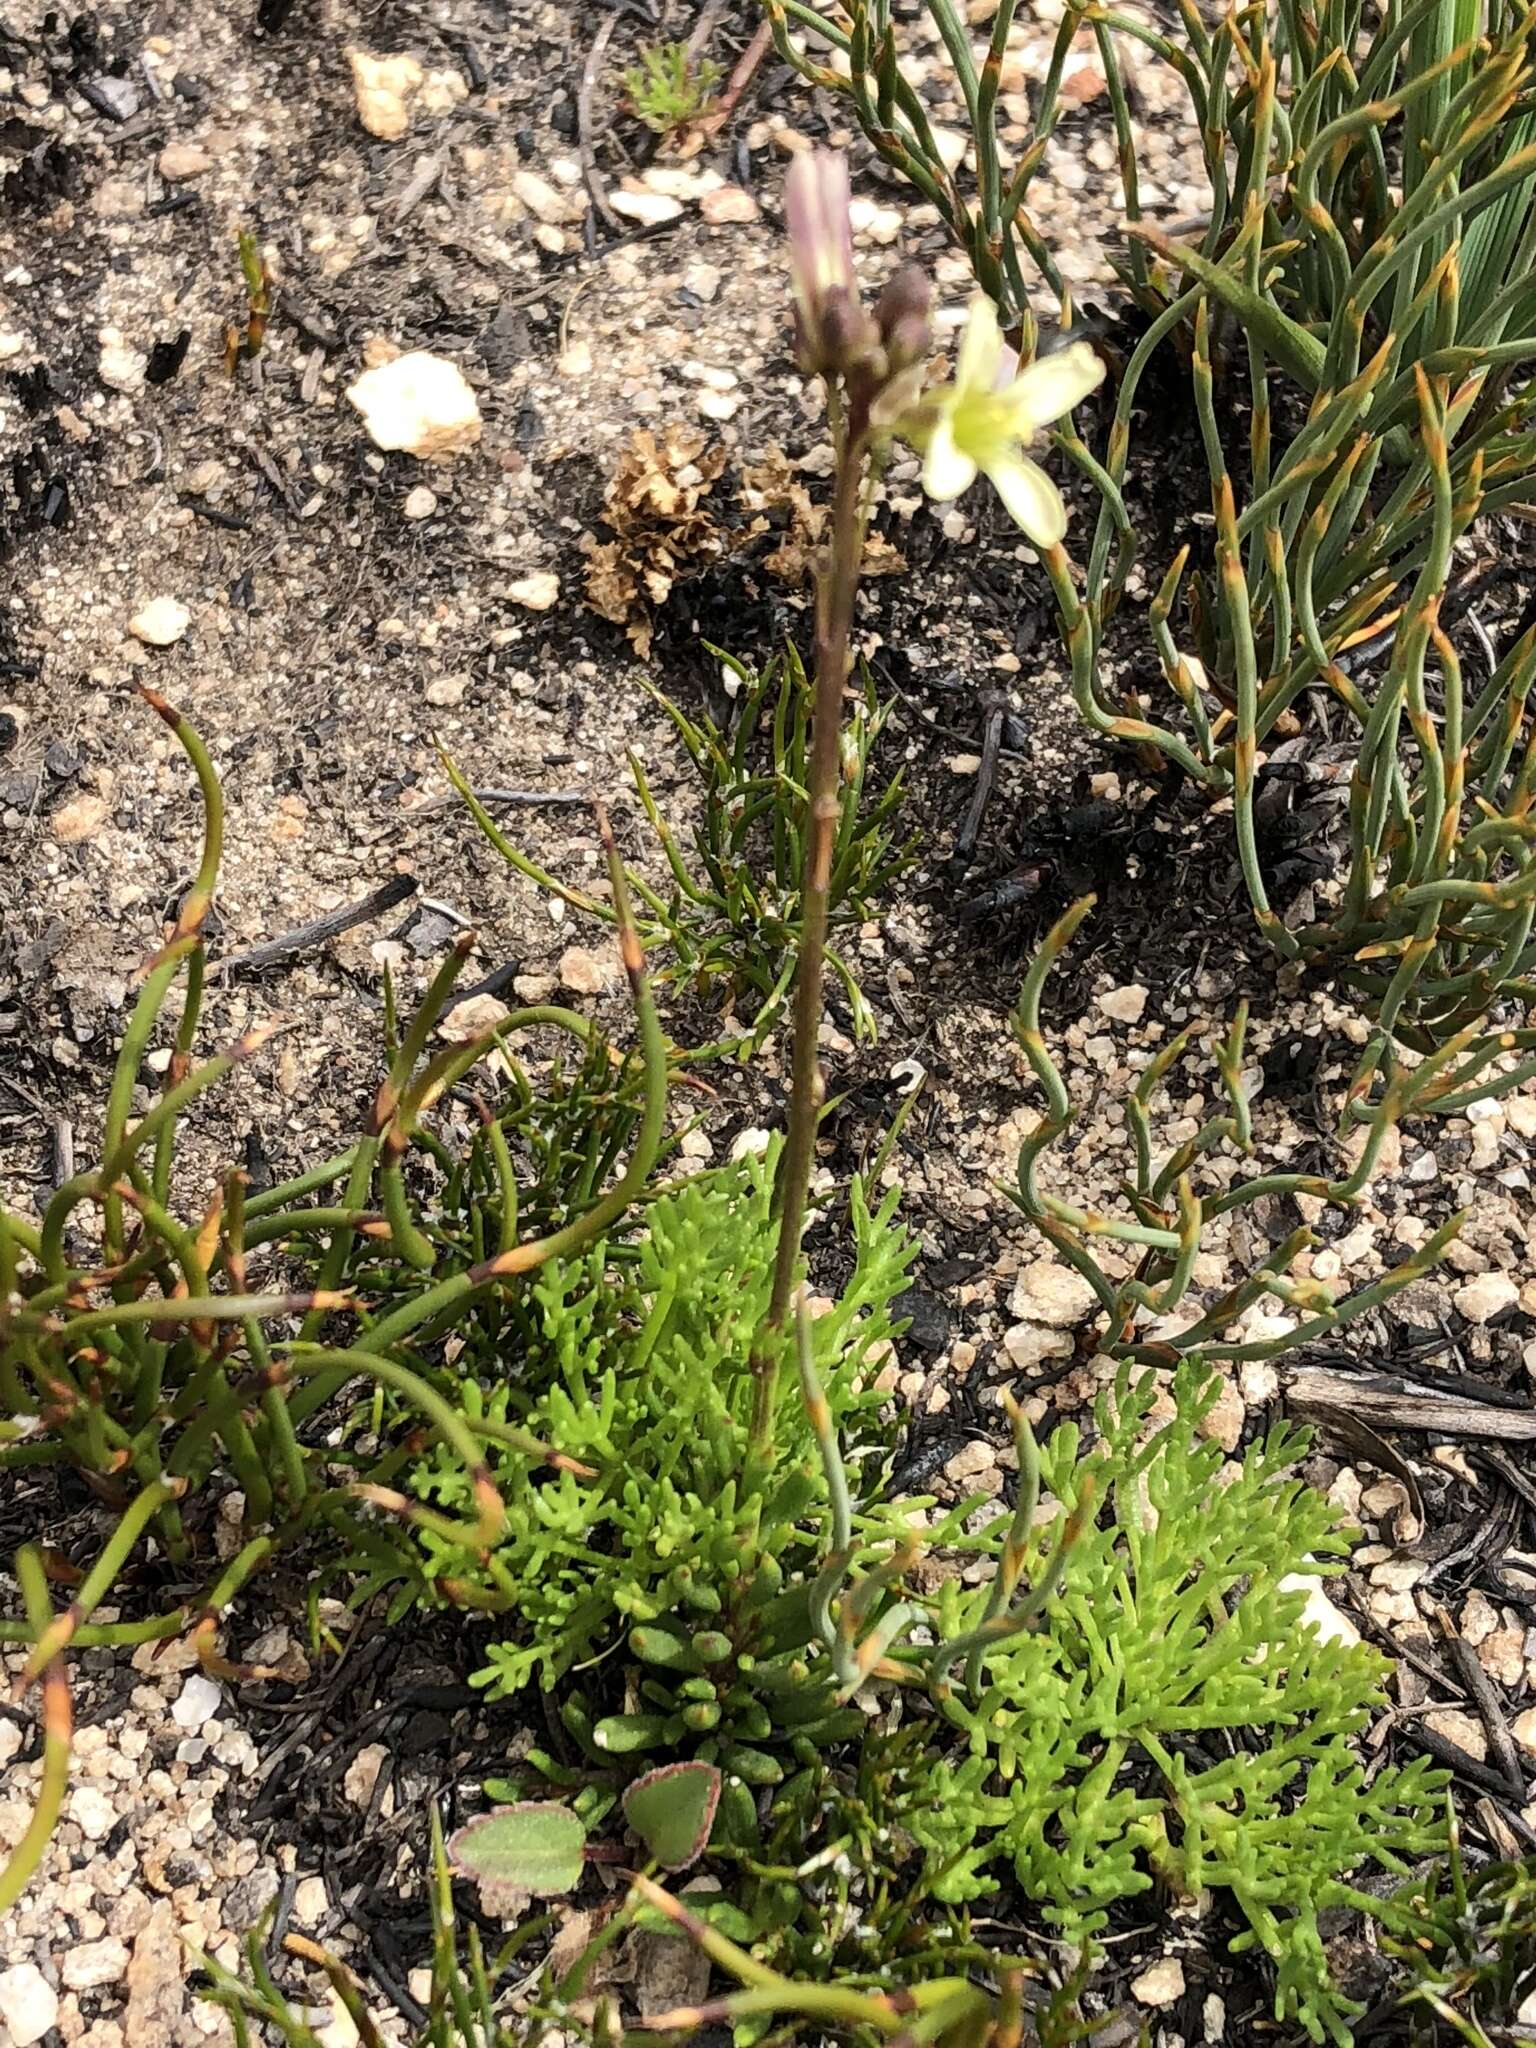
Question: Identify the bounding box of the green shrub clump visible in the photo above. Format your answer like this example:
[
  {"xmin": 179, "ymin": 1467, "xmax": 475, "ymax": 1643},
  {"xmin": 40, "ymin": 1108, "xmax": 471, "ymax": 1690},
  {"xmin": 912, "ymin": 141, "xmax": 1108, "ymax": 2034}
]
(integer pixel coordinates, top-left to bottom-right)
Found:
[
  {"xmin": 445, "ymin": 647, "xmax": 910, "ymax": 1048},
  {"xmin": 920, "ymin": 1367, "xmax": 1446, "ymax": 2044},
  {"xmin": 393, "ymin": 1145, "xmax": 916, "ymax": 1768}
]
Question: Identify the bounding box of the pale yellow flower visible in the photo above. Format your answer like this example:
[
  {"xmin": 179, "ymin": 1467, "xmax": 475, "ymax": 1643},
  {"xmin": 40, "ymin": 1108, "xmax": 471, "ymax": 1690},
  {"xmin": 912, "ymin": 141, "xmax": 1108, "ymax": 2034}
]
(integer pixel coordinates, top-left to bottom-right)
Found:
[{"xmin": 910, "ymin": 297, "xmax": 1104, "ymax": 545}]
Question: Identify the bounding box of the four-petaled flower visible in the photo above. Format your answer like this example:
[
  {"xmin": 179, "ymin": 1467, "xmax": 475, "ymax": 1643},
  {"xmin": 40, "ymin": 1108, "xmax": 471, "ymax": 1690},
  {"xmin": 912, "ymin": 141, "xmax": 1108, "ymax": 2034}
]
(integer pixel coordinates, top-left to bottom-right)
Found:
[{"xmin": 908, "ymin": 296, "xmax": 1104, "ymax": 546}]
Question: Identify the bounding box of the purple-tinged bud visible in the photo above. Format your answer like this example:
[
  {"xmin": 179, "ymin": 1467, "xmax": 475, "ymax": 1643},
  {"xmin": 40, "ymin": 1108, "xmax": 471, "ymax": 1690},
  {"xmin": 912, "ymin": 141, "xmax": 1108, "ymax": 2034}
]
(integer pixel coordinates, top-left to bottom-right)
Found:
[
  {"xmin": 873, "ymin": 263, "xmax": 932, "ymax": 372},
  {"xmin": 784, "ymin": 149, "xmax": 861, "ymax": 374},
  {"xmin": 819, "ymin": 285, "xmax": 879, "ymax": 366}
]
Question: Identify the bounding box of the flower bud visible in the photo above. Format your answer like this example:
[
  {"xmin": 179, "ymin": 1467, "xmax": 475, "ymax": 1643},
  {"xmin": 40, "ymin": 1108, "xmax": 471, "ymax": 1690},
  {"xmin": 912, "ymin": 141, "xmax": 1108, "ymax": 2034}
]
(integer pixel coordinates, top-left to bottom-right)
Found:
[
  {"xmin": 819, "ymin": 284, "xmax": 878, "ymax": 367},
  {"xmin": 874, "ymin": 262, "xmax": 932, "ymax": 372},
  {"xmin": 785, "ymin": 149, "xmax": 863, "ymax": 375}
]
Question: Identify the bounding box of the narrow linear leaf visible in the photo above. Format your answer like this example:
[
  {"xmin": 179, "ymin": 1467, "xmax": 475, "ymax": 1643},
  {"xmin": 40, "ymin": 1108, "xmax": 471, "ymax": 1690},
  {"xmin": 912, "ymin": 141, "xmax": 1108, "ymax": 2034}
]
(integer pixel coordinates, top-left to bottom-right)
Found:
[{"xmin": 1127, "ymin": 224, "xmax": 1328, "ymax": 391}]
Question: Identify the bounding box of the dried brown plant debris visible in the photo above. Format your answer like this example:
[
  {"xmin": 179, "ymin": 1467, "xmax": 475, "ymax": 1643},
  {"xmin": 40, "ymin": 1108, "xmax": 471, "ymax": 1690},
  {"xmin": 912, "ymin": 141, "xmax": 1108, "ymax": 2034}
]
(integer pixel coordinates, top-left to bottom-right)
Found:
[
  {"xmin": 582, "ymin": 425, "xmax": 729, "ymax": 656},
  {"xmin": 739, "ymin": 444, "xmax": 905, "ymax": 586}
]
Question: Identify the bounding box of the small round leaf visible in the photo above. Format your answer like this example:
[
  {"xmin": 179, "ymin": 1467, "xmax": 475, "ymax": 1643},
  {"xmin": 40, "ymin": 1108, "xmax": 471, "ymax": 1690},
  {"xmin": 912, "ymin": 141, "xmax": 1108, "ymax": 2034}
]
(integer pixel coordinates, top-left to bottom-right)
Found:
[
  {"xmin": 622, "ymin": 1761, "xmax": 722, "ymax": 1871},
  {"xmin": 447, "ymin": 1803, "xmax": 587, "ymax": 1895}
]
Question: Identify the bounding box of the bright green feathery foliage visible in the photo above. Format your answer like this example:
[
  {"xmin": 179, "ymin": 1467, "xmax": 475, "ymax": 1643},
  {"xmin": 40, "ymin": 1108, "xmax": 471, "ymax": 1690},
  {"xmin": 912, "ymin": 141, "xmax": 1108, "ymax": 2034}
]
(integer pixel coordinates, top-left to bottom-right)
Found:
[
  {"xmin": 622, "ymin": 40, "xmax": 722, "ymax": 136},
  {"xmin": 402, "ymin": 1145, "xmax": 917, "ymax": 1751},
  {"xmin": 911, "ymin": 1365, "xmax": 1448, "ymax": 2046}
]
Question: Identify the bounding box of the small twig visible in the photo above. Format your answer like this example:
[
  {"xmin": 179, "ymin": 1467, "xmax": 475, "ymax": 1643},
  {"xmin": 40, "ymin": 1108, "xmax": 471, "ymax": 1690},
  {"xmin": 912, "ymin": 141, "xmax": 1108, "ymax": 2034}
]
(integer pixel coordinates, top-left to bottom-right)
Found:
[
  {"xmin": 0, "ymin": 1071, "xmax": 52, "ymax": 1120},
  {"xmin": 578, "ymin": 13, "xmax": 624, "ymax": 235},
  {"xmin": 1434, "ymin": 1605, "xmax": 1530, "ymax": 1804},
  {"xmin": 392, "ymin": 152, "xmax": 443, "ymax": 226},
  {"xmin": 181, "ymin": 497, "xmax": 250, "ymax": 532},
  {"xmin": 1286, "ymin": 1368, "xmax": 1536, "ymax": 1441},
  {"xmin": 278, "ymin": 296, "xmax": 341, "ymax": 352},
  {"xmin": 415, "ymin": 896, "xmax": 474, "ymax": 931},
  {"xmin": 950, "ymin": 692, "xmax": 1007, "ymax": 878},
  {"xmin": 684, "ymin": 0, "xmax": 728, "ymax": 65},
  {"xmin": 211, "ymin": 876, "xmax": 419, "ymax": 980},
  {"xmin": 1397, "ymin": 1719, "xmax": 1530, "ymax": 1801},
  {"xmin": 559, "ymin": 276, "xmax": 598, "ymax": 359},
  {"xmin": 414, "ymin": 787, "xmax": 586, "ymax": 815},
  {"xmin": 442, "ymin": 959, "xmax": 524, "ymax": 1016},
  {"xmin": 1472, "ymin": 1792, "xmax": 1536, "ymax": 1857},
  {"xmin": 51, "ymin": 1118, "xmax": 73, "ymax": 1192},
  {"xmin": 1465, "ymin": 609, "xmax": 1498, "ymax": 677},
  {"xmin": 690, "ymin": 17, "xmax": 772, "ymax": 143}
]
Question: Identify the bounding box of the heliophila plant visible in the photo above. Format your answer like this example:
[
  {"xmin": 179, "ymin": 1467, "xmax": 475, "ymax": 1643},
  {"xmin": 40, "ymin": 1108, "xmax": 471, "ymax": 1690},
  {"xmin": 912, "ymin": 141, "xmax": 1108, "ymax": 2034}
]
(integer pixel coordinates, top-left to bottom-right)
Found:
[
  {"xmin": 1054, "ymin": 0, "xmax": 1536, "ymax": 1069},
  {"xmin": 761, "ymin": 0, "xmax": 1080, "ymax": 328},
  {"xmin": 765, "ymin": 0, "xmax": 1536, "ymax": 1088}
]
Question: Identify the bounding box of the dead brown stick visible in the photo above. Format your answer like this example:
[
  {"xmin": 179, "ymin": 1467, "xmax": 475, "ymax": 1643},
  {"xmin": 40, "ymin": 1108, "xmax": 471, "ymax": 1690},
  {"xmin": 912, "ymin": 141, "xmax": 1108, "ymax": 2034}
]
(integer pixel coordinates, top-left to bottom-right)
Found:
[
  {"xmin": 684, "ymin": 0, "xmax": 728, "ymax": 66},
  {"xmin": 1396, "ymin": 1717, "xmax": 1531, "ymax": 1801},
  {"xmin": 211, "ymin": 875, "xmax": 418, "ymax": 980},
  {"xmin": 414, "ymin": 787, "xmax": 586, "ymax": 815},
  {"xmin": 952, "ymin": 692, "xmax": 1007, "ymax": 877},
  {"xmin": 690, "ymin": 17, "xmax": 771, "ymax": 145},
  {"xmin": 1286, "ymin": 1368, "xmax": 1536, "ymax": 1441},
  {"xmin": 1434, "ymin": 1605, "xmax": 1530, "ymax": 1803}
]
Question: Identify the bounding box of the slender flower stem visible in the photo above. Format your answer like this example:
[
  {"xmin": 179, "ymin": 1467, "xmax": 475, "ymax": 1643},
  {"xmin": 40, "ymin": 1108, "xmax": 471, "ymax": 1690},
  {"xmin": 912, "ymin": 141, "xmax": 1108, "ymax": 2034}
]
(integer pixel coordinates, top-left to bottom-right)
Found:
[{"xmin": 750, "ymin": 412, "xmax": 869, "ymax": 1456}]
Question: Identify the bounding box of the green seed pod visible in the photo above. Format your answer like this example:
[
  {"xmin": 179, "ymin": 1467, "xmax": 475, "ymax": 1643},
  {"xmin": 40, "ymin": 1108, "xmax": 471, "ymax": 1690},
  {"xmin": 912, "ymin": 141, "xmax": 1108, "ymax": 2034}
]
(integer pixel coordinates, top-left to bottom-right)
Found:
[{"xmin": 630, "ymin": 1625, "xmax": 701, "ymax": 1673}]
